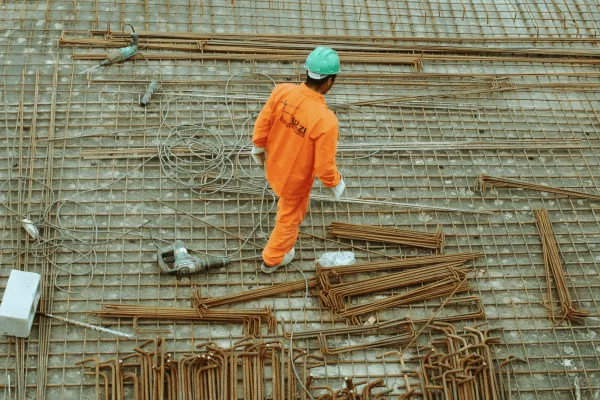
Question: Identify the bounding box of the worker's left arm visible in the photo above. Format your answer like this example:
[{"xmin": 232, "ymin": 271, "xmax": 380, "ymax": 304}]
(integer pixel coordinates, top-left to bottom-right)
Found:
[{"xmin": 314, "ymin": 121, "xmax": 342, "ymax": 189}]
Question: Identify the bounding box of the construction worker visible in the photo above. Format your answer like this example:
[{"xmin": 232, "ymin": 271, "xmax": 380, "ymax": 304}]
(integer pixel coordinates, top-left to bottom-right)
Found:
[{"xmin": 251, "ymin": 46, "xmax": 346, "ymax": 273}]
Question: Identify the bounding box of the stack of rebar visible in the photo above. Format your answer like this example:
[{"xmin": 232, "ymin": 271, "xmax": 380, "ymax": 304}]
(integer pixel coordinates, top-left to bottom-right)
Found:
[
  {"xmin": 316, "ymin": 252, "xmax": 482, "ymax": 289},
  {"xmin": 76, "ymin": 337, "xmax": 391, "ymax": 400},
  {"xmin": 534, "ymin": 209, "xmax": 589, "ymax": 324},
  {"xmin": 93, "ymin": 303, "xmax": 277, "ymax": 336},
  {"xmin": 60, "ymin": 31, "xmax": 600, "ymax": 68},
  {"xmin": 65, "ymin": 33, "xmax": 422, "ymax": 69},
  {"xmin": 336, "ymin": 277, "xmax": 472, "ymax": 325},
  {"xmin": 319, "ymin": 262, "xmax": 469, "ymax": 313},
  {"xmin": 315, "ymin": 253, "xmax": 480, "ymax": 324},
  {"xmin": 193, "ymin": 278, "xmax": 319, "ymax": 309},
  {"xmin": 329, "ymin": 221, "xmax": 445, "ymax": 252},
  {"xmin": 475, "ymin": 174, "xmax": 600, "ymax": 201},
  {"xmin": 322, "ymin": 319, "xmax": 414, "ymax": 356},
  {"xmin": 287, "ymin": 318, "xmax": 416, "ymax": 355},
  {"xmin": 408, "ymin": 323, "xmax": 525, "ymax": 400},
  {"xmin": 285, "ymin": 296, "xmax": 486, "ymax": 354}
]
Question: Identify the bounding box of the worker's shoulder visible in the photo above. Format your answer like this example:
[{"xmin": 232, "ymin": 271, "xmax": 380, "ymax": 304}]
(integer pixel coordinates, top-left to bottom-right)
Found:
[
  {"xmin": 310, "ymin": 107, "xmax": 338, "ymax": 137},
  {"xmin": 315, "ymin": 106, "xmax": 338, "ymax": 125},
  {"xmin": 272, "ymin": 83, "xmax": 297, "ymax": 95},
  {"xmin": 323, "ymin": 106, "xmax": 337, "ymax": 121}
]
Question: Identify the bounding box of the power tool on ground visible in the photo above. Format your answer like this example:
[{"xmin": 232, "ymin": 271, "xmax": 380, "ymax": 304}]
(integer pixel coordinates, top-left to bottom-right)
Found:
[
  {"xmin": 140, "ymin": 79, "xmax": 159, "ymax": 107},
  {"xmin": 157, "ymin": 240, "xmax": 231, "ymax": 275},
  {"xmin": 80, "ymin": 24, "xmax": 139, "ymax": 74}
]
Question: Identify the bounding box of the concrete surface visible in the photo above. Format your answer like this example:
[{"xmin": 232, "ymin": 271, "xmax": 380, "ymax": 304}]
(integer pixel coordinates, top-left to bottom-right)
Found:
[{"xmin": 0, "ymin": 0, "xmax": 599, "ymax": 399}]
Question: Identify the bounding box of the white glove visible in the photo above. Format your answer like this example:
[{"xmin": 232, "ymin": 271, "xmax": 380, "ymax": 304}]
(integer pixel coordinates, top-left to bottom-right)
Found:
[
  {"xmin": 330, "ymin": 178, "xmax": 346, "ymax": 200},
  {"xmin": 251, "ymin": 146, "xmax": 267, "ymax": 166}
]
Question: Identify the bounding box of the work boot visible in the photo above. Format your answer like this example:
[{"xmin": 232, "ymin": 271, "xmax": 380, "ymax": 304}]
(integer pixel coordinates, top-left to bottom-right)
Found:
[{"xmin": 261, "ymin": 248, "xmax": 295, "ymax": 274}]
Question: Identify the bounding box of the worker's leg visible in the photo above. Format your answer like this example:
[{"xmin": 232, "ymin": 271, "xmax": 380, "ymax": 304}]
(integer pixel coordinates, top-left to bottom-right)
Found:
[{"xmin": 262, "ymin": 192, "xmax": 311, "ymax": 266}]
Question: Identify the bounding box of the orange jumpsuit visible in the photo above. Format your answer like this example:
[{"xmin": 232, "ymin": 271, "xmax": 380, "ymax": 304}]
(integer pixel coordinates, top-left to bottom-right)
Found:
[{"xmin": 253, "ymin": 83, "xmax": 341, "ymax": 266}]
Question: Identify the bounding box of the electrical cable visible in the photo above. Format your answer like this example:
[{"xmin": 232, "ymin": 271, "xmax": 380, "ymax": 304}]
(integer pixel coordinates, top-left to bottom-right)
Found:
[
  {"xmin": 0, "ymin": 177, "xmax": 153, "ymax": 293},
  {"xmin": 155, "ymin": 72, "xmax": 264, "ymax": 196},
  {"xmin": 151, "ymin": 72, "xmax": 280, "ymax": 259}
]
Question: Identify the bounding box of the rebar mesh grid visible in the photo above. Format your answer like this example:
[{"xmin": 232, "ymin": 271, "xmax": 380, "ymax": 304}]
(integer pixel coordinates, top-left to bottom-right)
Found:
[{"xmin": 1, "ymin": 1, "xmax": 600, "ymax": 399}]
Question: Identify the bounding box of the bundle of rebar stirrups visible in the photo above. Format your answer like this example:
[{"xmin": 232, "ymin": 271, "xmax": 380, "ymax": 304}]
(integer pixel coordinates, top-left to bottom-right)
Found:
[
  {"xmin": 534, "ymin": 209, "xmax": 588, "ymax": 324},
  {"xmin": 387, "ymin": 322, "xmax": 526, "ymax": 400},
  {"xmin": 94, "ymin": 303, "xmax": 277, "ymax": 336},
  {"xmin": 475, "ymin": 174, "xmax": 600, "ymax": 201},
  {"xmin": 76, "ymin": 337, "xmax": 393, "ymax": 400},
  {"xmin": 329, "ymin": 222, "xmax": 445, "ymax": 252},
  {"xmin": 316, "ymin": 252, "xmax": 482, "ymax": 325}
]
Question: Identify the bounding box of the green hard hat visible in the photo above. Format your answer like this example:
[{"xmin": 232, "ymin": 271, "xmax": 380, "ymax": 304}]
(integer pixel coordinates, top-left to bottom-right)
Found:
[{"xmin": 304, "ymin": 46, "xmax": 341, "ymax": 79}]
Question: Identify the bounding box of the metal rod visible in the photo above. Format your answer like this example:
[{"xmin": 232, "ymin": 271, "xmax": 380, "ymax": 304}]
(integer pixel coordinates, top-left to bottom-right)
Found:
[{"xmin": 41, "ymin": 313, "xmax": 134, "ymax": 339}]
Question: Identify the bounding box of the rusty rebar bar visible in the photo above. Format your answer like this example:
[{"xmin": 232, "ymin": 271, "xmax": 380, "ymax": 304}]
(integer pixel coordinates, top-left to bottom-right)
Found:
[
  {"xmin": 93, "ymin": 303, "xmax": 277, "ymax": 336},
  {"xmin": 329, "ymin": 222, "xmax": 445, "ymax": 251},
  {"xmin": 476, "ymin": 174, "xmax": 600, "ymax": 201},
  {"xmin": 534, "ymin": 209, "xmax": 588, "ymax": 324}
]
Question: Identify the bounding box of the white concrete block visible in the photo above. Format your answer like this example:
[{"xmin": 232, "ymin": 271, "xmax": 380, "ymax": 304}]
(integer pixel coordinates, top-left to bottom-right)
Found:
[{"xmin": 0, "ymin": 270, "xmax": 42, "ymax": 337}]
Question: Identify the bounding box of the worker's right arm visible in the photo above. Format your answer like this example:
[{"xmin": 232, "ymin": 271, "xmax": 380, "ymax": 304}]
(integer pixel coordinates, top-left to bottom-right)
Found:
[{"xmin": 252, "ymin": 86, "xmax": 281, "ymax": 148}]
